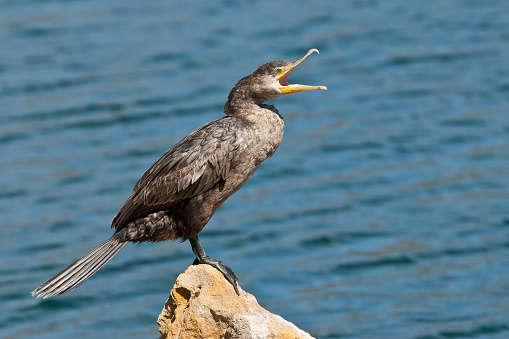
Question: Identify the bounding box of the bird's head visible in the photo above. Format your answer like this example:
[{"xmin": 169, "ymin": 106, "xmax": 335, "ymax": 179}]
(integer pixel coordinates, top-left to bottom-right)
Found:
[{"xmin": 225, "ymin": 49, "xmax": 327, "ymax": 114}]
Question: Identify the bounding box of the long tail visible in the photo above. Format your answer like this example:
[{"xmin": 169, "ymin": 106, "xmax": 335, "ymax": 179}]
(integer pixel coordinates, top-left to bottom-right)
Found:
[{"xmin": 31, "ymin": 236, "xmax": 127, "ymax": 299}]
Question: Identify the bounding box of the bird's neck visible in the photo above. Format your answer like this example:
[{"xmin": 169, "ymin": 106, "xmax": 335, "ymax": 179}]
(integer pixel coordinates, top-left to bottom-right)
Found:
[
  {"xmin": 224, "ymin": 76, "xmax": 270, "ymax": 116},
  {"xmin": 224, "ymin": 87, "xmax": 256, "ymax": 116},
  {"xmin": 224, "ymin": 91, "xmax": 280, "ymax": 119},
  {"xmin": 224, "ymin": 99, "xmax": 280, "ymax": 120},
  {"xmin": 224, "ymin": 76, "xmax": 282, "ymax": 119}
]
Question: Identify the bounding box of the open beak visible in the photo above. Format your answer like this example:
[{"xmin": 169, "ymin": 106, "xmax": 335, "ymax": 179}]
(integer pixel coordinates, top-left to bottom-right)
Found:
[{"xmin": 275, "ymin": 48, "xmax": 327, "ymax": 94}]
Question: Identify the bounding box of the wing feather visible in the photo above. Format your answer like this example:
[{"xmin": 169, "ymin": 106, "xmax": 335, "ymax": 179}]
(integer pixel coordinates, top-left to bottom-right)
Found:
[{"xmin": 111, "ymin": 118, "xmax": 241, "ymax": 230}]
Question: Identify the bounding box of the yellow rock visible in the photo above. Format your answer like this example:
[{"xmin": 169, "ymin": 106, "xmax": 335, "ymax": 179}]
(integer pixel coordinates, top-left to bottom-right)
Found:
[{"xmin": 157, "ymin": 264, "xmax": 314, "ymax": 339}]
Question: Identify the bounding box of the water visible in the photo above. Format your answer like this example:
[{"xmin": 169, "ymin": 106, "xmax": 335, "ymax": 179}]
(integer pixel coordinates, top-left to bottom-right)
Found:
[{"xmin": 1, "ymin": 0, "xmax": 509, "ymax": 338}]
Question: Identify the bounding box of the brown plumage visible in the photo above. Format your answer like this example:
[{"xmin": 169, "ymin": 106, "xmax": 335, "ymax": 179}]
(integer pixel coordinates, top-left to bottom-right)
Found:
[{"xmin": 31, "ymin": 49, "xmax": 326, "ymax": 299}]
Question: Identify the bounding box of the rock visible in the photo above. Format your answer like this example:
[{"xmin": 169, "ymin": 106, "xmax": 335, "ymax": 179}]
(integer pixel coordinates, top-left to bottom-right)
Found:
[{"xmin": 157, "ymin": 264, "xmax": 314, "ymax": 339}]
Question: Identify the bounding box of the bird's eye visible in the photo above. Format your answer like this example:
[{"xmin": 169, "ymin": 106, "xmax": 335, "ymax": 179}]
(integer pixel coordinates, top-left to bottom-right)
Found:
[{"xmin": 276, "ymin": 68, "xmax": 283, "ymax": 74}]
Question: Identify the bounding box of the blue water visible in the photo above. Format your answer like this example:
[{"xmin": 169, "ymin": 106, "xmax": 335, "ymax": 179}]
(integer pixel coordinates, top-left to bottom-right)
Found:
[{"xmin": 2, "ymin": 0, "xmax": 509, "ymax": 338}]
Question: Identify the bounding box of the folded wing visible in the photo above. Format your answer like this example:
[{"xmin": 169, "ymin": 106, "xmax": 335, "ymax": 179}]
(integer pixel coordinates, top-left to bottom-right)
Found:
[{"xmin": 112, "ymin": 118, "xmax": 241, "ymax": 230}]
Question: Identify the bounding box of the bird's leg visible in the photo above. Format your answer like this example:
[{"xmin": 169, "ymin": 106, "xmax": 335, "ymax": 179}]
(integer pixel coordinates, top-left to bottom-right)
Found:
[{"xmin": 189, "ymin": 236, "xmax": 240, "ymax": 295}]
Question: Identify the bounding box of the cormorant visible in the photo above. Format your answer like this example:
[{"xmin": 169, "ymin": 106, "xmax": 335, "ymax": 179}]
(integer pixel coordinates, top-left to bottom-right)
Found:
[{"xmin": 32, "ymin": 49, "xmax": 327, "ymax": 299}]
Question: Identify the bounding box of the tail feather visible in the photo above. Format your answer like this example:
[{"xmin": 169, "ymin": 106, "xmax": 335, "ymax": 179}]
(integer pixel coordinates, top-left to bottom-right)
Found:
[
  {"xmin": 31, "ymin": 237, "xmax": 127, "ymax": 299},
  {"xmin": 61, "ymin": 241, "xmax": 122, "ymax": 292},
  {"xmin": 50, "ymin": 241, "xmax": 120, "ymax": 294}
]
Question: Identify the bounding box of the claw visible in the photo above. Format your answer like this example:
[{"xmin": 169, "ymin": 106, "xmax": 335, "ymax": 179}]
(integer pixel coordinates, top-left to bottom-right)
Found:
[
  {"xmin": 189, "ymin": 236, "xmax": 240, "ymax": 295},
  {"xmin": 193, "ymin": 256, "xmax": 239, "ymax": 295}
]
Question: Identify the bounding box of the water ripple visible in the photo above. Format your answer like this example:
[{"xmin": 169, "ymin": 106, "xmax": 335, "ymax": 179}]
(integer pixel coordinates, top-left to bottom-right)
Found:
[{"xmin": 2, "ymin": 0, "xmax": 509, "ymax": 338}]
